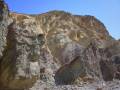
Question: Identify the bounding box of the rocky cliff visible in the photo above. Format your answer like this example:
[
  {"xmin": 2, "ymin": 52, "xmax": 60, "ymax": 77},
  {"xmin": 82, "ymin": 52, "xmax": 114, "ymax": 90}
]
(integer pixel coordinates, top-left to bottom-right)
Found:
[{"xmin": 0, "ymin": 0, "xmax": 120, "ymax": 90}]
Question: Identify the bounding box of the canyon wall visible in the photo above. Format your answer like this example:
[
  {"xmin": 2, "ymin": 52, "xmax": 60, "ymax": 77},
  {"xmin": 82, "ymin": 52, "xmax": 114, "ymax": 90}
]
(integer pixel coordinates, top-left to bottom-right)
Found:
[{"xmin": 0, "ymin": 0, "xmax": 120, "ymax": 90}]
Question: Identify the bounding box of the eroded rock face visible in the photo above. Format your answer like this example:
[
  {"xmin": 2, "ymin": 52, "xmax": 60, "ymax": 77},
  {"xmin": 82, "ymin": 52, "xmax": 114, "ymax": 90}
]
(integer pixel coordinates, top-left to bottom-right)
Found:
[
  {"xmin": 0, "ymin": 0, "xmax": 13, "ymax": 88},
  {"xmin": 0, "ymin": 0, "xmax": 119, "ymax": 90},
  {"xmin": 0, "ymin": 0, "xmax": 12, "ymax": 58},
  {"xmin": 83, "ymin": 41, "xmax": 115, "ymax": 81},
  {"xmin": 109, "ymin": 40, "xmax": 120, "ymax": 80},
  {"xmin": 0, "ymin": 12, "xmax": 56, "ymax": 89},
  {"xmin": 54, "ymin": 41, "xmax": 115, "ymax": 85}
]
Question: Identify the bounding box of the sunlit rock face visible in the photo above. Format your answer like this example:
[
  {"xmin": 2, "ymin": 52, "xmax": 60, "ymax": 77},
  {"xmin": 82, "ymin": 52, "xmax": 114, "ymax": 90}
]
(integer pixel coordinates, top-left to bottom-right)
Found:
[
  {"xmin": 0, "ymin": 0, "xmax": 120, "ymax": 90},
  {"xmin": 0, "ymin": 13, "xmax": 57, "ymax": 89}
]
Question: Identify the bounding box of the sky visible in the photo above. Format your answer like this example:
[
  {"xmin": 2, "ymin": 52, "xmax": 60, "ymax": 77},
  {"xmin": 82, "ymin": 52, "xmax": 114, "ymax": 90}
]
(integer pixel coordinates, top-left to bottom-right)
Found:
[{"xmin": 5, "ymin": 0, "xmax": 120, "ymax": 39}]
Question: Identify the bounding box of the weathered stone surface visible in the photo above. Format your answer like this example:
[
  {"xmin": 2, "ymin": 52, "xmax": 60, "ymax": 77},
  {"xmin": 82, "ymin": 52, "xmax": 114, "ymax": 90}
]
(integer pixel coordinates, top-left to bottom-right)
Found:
[
  {"xmin": 54, "ymin": 41, "xmax": 115, "ymax": 85},
  {"xmin": 83, "ymin": 41, "xmax": 115, "ymax": 81},
  {"xmin": 0, "ymin": 0, "xmax": 119, "ymax": 90},
  {"xmin": 55, "ymin": 56, "xmax": 86, "ymax": 85},
  {"xmin": 0, "ymin": 0, "xmax": 12, "ymax": 58},
  {"xmin": 110, "ymin": 41, "xmax": 120, "ymax": 80},
  {"xmin": 0, "ymin": 13, "xmax": 57, "ymax": 89}
]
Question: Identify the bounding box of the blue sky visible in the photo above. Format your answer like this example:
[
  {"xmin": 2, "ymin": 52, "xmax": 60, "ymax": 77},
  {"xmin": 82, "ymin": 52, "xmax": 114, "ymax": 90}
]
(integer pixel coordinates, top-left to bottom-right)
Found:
[{"xmin": 5, "ymin": 0, "xmax": 120, "ymax": 39}]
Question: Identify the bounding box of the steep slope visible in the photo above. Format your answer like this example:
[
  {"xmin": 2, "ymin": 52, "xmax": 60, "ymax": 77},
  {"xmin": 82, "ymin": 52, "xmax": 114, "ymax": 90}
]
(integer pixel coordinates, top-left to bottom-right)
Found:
[
  {"xmin": 0, "ymin": 0, "xmax": 12, "ymax": 58},
  {"xmin": 0, "ymin": 0, "xmax": 120, "ymax": 90}
]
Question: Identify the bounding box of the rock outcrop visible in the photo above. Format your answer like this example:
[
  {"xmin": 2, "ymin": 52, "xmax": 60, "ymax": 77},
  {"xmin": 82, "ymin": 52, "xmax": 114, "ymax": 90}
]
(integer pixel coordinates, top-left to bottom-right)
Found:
[
  {"xmin": 0, "ymin": 0, "xmax": 120, "ymax": 90},
  {"xmin": 55, "ymin": 41, "xmax": 115, "ymax": 85},
  {"xmin": 108, "ymin": 40, "xmax": 120, "ymax": 80},
  {"xmin": 0, "ymin": 0, "xmax": 12, "ymax": 58}
]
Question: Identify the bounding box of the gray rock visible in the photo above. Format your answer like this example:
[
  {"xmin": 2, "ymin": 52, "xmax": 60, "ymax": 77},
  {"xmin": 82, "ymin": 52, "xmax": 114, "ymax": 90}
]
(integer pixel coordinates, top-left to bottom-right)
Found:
[
  {"xmin": 0, "ymin": 0, "xmax": 119, "ymax": 89},
  {"xmin": 0, "ymin": 0, "xmax": 12, "ymax": 57}
]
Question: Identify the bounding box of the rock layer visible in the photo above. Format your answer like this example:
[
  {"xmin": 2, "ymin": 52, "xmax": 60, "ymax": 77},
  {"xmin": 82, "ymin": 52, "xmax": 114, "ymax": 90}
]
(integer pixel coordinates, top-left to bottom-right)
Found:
[{"xmin": 0, "ymin": 0, "xmax": 120, "ymax": 90}]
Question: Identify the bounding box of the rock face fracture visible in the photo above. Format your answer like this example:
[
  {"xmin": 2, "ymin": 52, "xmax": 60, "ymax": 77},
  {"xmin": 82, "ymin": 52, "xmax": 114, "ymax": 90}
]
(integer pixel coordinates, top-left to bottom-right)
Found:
[{"xmin": 0, "ymin": 0, "xmax": 120, "ymax": 90}]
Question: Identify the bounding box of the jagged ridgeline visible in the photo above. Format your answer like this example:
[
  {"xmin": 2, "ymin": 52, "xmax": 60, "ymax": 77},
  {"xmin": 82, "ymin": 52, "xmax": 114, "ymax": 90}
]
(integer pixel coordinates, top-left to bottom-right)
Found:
[{"xmin": 0, "ymin": 0, "xmax": 120, "ymax": 90}]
